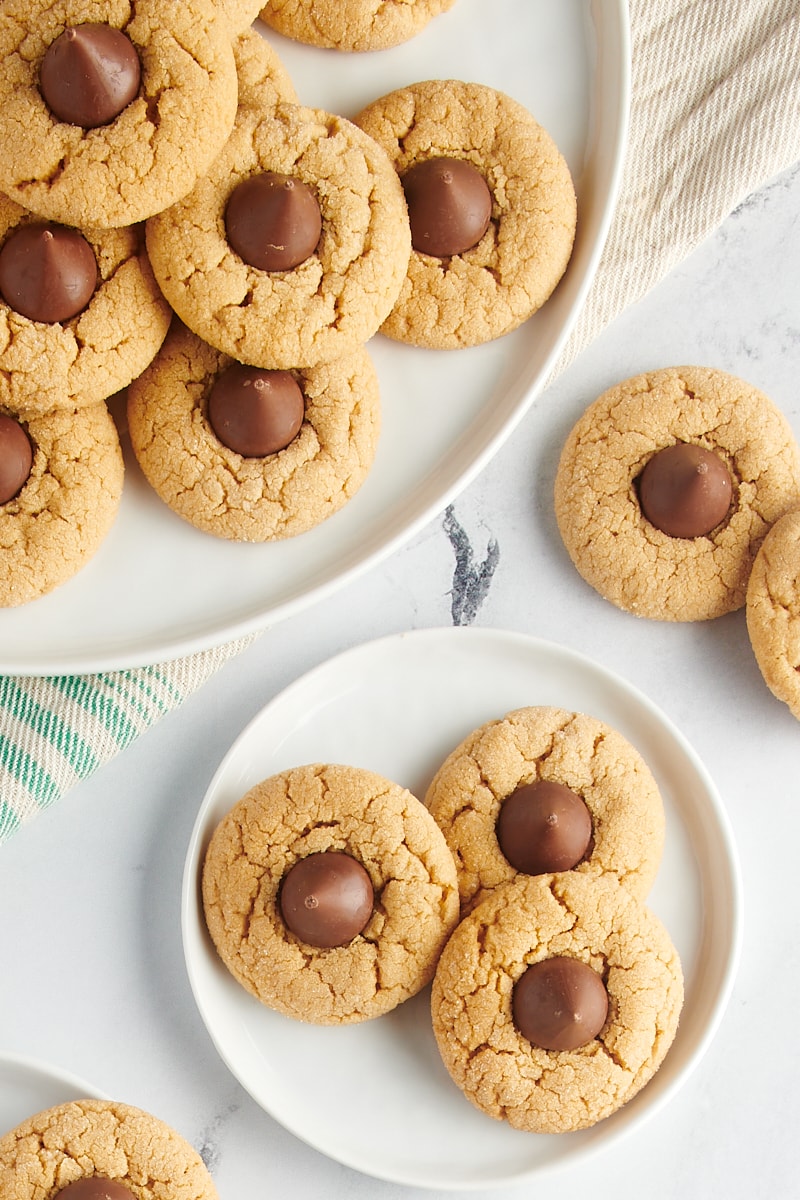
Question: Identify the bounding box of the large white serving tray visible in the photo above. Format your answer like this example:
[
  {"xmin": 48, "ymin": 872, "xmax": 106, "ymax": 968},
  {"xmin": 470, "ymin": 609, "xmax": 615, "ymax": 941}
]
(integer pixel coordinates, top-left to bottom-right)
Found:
[{"xmin": 0, "ymin": 0, "xmax": 630, "ymax": 674}]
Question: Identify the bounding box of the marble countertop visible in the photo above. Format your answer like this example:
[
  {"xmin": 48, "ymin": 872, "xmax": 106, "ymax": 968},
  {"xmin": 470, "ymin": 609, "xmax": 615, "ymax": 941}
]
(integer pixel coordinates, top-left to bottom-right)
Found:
[{"xmin": 1, "ymin": 154, "xmax": 799, "ymax": 1200}]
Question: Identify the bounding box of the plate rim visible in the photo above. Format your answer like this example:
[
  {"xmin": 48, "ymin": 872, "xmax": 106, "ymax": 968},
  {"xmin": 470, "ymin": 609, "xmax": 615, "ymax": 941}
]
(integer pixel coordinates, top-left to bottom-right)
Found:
[
  {"xmin": 2, "ymin": 0, "xmax": 631, "ymax": 676},
  {"xmin": 180, "ymin": 623, "xmax": 742, "ymax": 1191}
]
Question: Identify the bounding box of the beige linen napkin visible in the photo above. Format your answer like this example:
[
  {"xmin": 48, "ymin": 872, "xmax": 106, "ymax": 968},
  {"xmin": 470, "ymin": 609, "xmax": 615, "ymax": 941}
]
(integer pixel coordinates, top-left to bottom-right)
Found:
[{"xmin": 1, "ymin": 0, "xmax": 798, "ymax": 843}]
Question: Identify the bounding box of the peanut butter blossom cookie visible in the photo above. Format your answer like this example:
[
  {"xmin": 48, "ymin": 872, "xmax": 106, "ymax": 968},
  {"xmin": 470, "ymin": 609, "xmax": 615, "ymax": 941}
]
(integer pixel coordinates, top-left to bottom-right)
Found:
[
  {"xmin": 202, "ymin": 763, "xmax": 460, "ymax": 1024},
  {"xmin": 555, "ymin": 366, "xmax": 800, "ymax": 621},
  {"xmin": 354, "ymin": 79, "xmax": 577, "ymax": 349},
  {"xmin": 0, "ymin": 0, "xmax": 238, "ymax": 229},
  {"xmin": 431, "ymin": 872, "xmax": 684, "ymax": 1133},
  {"xmin": 258, "ymin": 0, "xmax": 459, "ymax": 51},
  {"xmin": 0, "ymin": 194, "xmax": 171, "ymax": 416},
  {"xmin": 127, "ymin": 322, "xmax": 380, "ymax": 541},
  {"xmin": 746, "ymin": 509, "xmax": 800, "ymax": 721},
  {"xmin": 146, "ymin": 99, "xmax": 411, "ymax": 369},
  {"xmin": 424, "ymin": 705, "xmax": 665, "ymax": 913},
  {"xmin": 0, "ymin": 402, "xmax": 123, "ymax": 607},
  {"xmin": 0, "ymin": 1098, "xmax": 218, "ymax": 1199}
]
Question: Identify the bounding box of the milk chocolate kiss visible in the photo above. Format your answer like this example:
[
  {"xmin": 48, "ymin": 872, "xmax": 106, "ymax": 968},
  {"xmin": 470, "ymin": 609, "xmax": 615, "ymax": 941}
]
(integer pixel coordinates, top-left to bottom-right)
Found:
[
  {"xmin": 637, "ymin": 442, "xmax": 733, "ymax": 538},
  {"xmin": 280, "ymin": 851, "xmax": 374, "ymax": 948},
  {"xmin": 513, "ymin": 957, "xmax": 609, "ymax": 1051},
  {"xmin": 401, "ymin": 156, "xmax": 492, "ymax": 257},
  {"xmin": 225, "ymin": 172, "xmax": 322, "ymax": 272},
  {"xmin": 40, "ymin": 23, "xmax": 142, "ymax": 128},
  {"xmin": 207, "ymin": 364, "xmax": 305, "ymax": 457}
]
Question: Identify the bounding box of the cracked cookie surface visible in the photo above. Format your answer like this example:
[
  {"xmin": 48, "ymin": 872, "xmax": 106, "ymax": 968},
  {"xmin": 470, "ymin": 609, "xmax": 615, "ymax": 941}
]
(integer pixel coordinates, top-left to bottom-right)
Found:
[
  {"xmin": 0, "ymin": 195, "xmax": 171, "ymax": 416},
  {"xmin": 746, "ymin": 509, "xmax": 800, "ymax": 720},
  {"xmin": 258, "ymin": 0, "xmax": 459, "ymax": 51},
  {"xmin": 146, "ymin": 100, "xmax": 411, "ymax": 369},
  {"xmin": 555, "ymin": 366, "xmax": 800, "ymax": 621},
  {"xmin": 431, "ymin": 872, "xmax": 684, "ymax": 1133},
  {"xmin": 232, "ymin": 26, "xmax": 298, "ymax": 110},
  {"xmin": 424, "ymin": 705, "xmax": 665, "ymax": 912},
  {"xmin": 0, "ymin": 0, "xmax": 238, "ymax": 229},
  {"xmin": 0, "ymin": 1098, "xmax": 218, "ymax": 1199},
  {"xmin": 219, "ymin": 0, "xmax": 264, "ymax": 33},
  {"xmin": 0, "ymin": 402, "xmax": 123, "ymax": 607},
  {"xmin": 353, "ymin": 79, "xmax": 577, "ymax": 349},
  {"xmin": 201, "ymin": 762, "xmax": 460, "ymax": 1024},
  {"xmin": 126, "ymin": 321, "xmax": 380, "ymax": 541}
]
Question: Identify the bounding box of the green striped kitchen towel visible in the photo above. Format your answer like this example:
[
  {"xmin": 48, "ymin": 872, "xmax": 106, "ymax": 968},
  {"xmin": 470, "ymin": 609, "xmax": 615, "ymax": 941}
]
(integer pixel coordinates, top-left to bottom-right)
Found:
[
  {"xmin": 1, "ymin": 0, "xmax": 799, "ymax": 843},
  {"xmin": 0, "ymin": 637, "xmax": 256, "ymax": 842}
]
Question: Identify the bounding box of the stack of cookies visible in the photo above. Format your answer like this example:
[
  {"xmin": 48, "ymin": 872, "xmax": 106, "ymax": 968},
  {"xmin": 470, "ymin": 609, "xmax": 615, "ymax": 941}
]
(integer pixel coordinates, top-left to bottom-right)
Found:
[
  {"xmin": 201, "ymin": 704, "xmax": 683, "ymax": 1136},
  {"xmin": 0, "ymin": 0, "xmax": 577, "ymax": 603}
]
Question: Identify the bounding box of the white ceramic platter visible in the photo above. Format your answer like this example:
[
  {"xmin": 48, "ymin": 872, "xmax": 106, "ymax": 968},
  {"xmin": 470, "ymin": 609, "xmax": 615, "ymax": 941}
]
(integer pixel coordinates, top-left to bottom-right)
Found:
[
  {"xmin": 181, "ymin": 626, "xmax": 741, "ymax": 1190},
  {"xmin": 0, "ymin": 0, "xmax": 630, "ymax": 674},
  {"xmin": 0, "ymin": 1052, "xmax": 107, "ymax": 1136}
]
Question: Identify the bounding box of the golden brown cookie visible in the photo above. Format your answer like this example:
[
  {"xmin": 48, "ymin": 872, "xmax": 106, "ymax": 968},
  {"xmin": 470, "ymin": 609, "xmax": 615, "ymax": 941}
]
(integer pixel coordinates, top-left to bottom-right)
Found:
[
  {"xmin": 0, "ymin": 196, "xmax": 171, "ymax": 417},
  {"xmin": 0, "ymin": 403, "xmax": 124, "ymax": 607},
  {"xmin": 0, "ymin": 0, "xmax": 238, "ymax": 230},
  {"xmin": 0, "ymin": 1098, "xmax": 218, "ymax": 1199},
  {"xmin": 219, "ymin": 0, "xmax": 263, "ymax": 34},
  {"xmin": 201, "ymin": 762, "xmax": 460, "ymax": 1024},
  {"xmin": 146, "ymin": 99, "xmax": 411, "ymax": 370},
  {"xmin": 746, "ymin": 509, "xmax": 800, "ymax": 720},
  {"xmin": 554, "ymin": 366, "xmax": 800, "ymax": 622},
  {"xmin": 424, "ymin": 706, "xmax": 665, "ymax": 912},
  {"xmin": 431, "ymin": 872, "xmax": 684, "ymax": 1134},
  {"xmin": 232, "ymin": 26, "xmax": 298, "ymax": 110},
  {"xmin": 353, "ymin": 79, "xmax": 577, "ymax": 349},
  {"xmin": 259, "ymin": 0, "xmax": 459, "ymax": 51},
  {"xmin": 126, "ymin": 322, "xmax": 380, "ymax": 541}
]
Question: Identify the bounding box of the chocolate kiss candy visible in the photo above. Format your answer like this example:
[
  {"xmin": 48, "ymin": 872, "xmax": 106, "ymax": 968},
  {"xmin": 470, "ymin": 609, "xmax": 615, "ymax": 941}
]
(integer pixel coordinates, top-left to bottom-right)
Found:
[
  {"xmin": 279, "ymin": 851, "xmax": 374, "ymax": 948},
  {"xmin": 0, "ymin": 415, "xmax": 33, "ymax": 504},
  {"xmin": 638, "ymin": 442, "xmax": 733, "ymax": 538},
  {"xmin": 53, "ymin": 1178, "xmax": 137, "ymax": 1200},
  {"xmin": 207, "ymin": 364, "xmax": 304, "ymax": 457},
  {"xmin": 0, "ymin": 223, "xmax": 98, "ymax": 324},
  {"xmin": 513, "ymin": 957, "xmax": 609, "ymax": 1051},
  {"xmin": 40, "ymin": 23, "xmax": 142, "ymax": 128},
  {"xmin": 496, "ymin": 780, "xmax": 592, "ymax": 875},
  {"xmin": 225, "ymin": 172, "xmax": 322, "ymax": 272},
  {"xmin": 401, "ymin": 156, "xmax": 492, "ymax": 258}
]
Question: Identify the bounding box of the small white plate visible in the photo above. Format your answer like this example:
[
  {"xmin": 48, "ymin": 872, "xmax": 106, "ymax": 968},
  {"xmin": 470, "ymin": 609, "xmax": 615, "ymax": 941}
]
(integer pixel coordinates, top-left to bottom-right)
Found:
[
  {"xmin": 0, "ymin": 0, "xmax": 629, "ymax": 674},
  {"xmin": 0, "ymin": 1052, "xmax": 107, "ymax": 1135},
  {"xmin": 181, "ymin": 627, "xmax": 741, "ymax": 1190}
]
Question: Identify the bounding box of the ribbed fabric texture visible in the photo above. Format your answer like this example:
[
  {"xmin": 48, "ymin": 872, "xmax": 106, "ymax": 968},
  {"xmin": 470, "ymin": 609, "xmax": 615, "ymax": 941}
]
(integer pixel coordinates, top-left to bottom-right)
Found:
[
  {"xmin": 0, "ymin": 638, "xmax": 257, "ymax": 842},
  {"xmin": 1, "ymin": 1, "xmax": 799, "ymax": 843},
  {"xmin": 555, "ymin": 0, "xmax": 800, "ymax": 372}
]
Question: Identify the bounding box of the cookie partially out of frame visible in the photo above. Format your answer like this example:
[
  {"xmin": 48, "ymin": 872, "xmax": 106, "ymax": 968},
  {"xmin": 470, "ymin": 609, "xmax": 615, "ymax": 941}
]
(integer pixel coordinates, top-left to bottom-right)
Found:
[
  {"xmin": 126, "ymin": 322, "xmax": 380, "ymax": 542},
  {"xmin": 146, "ymin": 100, "xmax": 411, "ymax": 370},
  {"xmin": 0, "ymin": 0, "xmax": 238, "ymax": 229},
  {"xmin": 259, "ymin": 0, "xmax": 459, "ymax": 51},
  {"xmin": 431, "ymin": 872, "xmax": 684, "ymax": 1134},
  {"xmin": 353, "ymin": 78, "xmax": 577, "ymax": 349},
  {"xmin": 0, "ymin": 1098, "xmax": 218, "ymax": 1199},
  {"xmin": 0, "ymin": 402, "xmax": 124, "ymax": 607},
  {"xmin": 202, "ymin": 763, "xmax": 460, "ymax": 1024},
  {"xmin": 554, "ymin": 366, "xmax": 800, "ymax": 621},
  {"xmin": 746, "ymin": 509, "xmax": 800, "ymax": 721},
  {"xmin": 424, "ymin": 705, "xmax": 665, "ymax": 912},
  {"xmin": 0, "ymin": 195, "xmax": 171, "ymax": 417}
]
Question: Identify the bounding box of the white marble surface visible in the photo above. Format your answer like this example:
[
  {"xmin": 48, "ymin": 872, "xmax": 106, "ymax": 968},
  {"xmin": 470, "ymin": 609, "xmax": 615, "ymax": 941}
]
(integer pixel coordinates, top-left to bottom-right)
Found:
[{"xmin": 1, "ymin": 155, "xmax": 799, "ymax": 1197}]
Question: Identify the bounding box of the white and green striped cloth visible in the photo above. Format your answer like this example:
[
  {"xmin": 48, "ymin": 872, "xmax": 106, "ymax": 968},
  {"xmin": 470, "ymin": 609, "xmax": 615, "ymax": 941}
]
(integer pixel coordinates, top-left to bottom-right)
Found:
[
  {"xmin": 0, "ymin": 638, "xmax": 256, "ymax": 841},
  {"xmin": 1, "ymin": 0, "xmax": 799, "ymax": 842}
]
